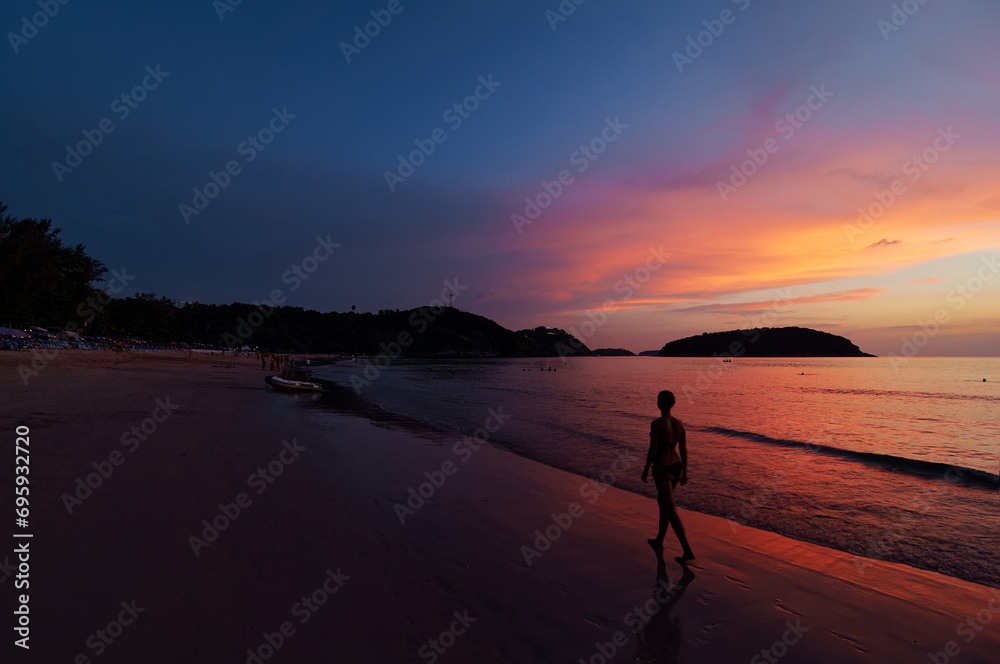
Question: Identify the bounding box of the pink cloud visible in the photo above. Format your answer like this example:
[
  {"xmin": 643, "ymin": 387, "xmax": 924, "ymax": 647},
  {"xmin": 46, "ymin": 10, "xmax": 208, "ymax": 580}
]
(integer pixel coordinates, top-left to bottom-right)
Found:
[{"xmin": 672, "ymin": 288, "xmax": 888, "ymax": 315}]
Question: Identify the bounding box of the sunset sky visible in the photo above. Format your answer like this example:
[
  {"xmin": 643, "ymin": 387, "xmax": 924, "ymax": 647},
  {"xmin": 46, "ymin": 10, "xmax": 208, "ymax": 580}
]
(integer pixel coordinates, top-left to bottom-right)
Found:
[{"xmin": 3, "ymin": 0, "xmax": 998, "ymax": 355}]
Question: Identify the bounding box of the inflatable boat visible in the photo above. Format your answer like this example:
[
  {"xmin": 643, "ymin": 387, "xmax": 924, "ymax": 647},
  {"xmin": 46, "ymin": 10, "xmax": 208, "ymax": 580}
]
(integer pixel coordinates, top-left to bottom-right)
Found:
[{"xmin": 265, "ymin": 375, "xmax": 323, "ymax": 392}]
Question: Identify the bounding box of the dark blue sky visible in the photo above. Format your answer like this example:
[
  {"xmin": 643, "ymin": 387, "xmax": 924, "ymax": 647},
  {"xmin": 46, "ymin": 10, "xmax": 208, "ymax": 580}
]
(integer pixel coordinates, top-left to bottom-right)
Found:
[
  {"xmin": 5, "ymin": 0, "xmax": 673, "ymax": 296},
  {"xmin": 3, "ymin": 0, "xmax": 998, "ymax": 353}
]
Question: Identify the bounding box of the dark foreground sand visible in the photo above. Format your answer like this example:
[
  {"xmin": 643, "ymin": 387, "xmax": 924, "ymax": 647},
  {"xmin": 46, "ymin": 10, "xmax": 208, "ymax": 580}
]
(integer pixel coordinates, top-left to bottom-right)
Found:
[{"xmin": 1, "ymin": 351, "xmax": 998, "ymax": 663}]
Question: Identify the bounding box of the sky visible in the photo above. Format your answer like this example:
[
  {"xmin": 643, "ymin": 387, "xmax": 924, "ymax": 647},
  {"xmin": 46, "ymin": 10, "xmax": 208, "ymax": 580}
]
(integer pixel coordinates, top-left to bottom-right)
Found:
[{"xmin": 2, "ymin": 0, "xmax": 998, "ymax": 356}]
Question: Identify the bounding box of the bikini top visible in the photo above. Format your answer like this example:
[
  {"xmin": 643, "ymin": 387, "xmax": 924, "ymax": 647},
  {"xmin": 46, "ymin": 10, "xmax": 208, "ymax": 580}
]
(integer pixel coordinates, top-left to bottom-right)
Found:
[{"xmin": 650, "ymin": 416, "xmax": 682, "ymax": 466}]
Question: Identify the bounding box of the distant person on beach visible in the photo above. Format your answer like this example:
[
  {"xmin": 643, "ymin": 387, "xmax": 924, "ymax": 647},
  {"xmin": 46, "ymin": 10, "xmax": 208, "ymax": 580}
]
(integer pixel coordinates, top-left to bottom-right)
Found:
[{"xmin": 641, "ymin": 390, "xmax": 695, "ymax": 562}]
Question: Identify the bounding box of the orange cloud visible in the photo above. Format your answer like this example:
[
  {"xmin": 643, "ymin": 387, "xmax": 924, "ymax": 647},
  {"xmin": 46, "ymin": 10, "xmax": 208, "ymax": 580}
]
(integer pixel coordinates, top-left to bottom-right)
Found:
[
  {"xmin": 483, "ymin": 113, "xmax": 1000, "ymax": 352},
  {"xmin": 491, "ymin": 123, "xmax": 1000, "ymax": 310},
  {"xmin": 671, "ymin": 288, "xmax": 888, "ymax": 315}
]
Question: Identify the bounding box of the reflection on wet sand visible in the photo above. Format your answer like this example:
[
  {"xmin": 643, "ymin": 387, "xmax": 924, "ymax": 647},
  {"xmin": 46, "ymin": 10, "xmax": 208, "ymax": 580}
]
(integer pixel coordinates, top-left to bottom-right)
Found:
[{"xmin": 635, "ymin": 551, "xmax": 696, "ymax": 664}]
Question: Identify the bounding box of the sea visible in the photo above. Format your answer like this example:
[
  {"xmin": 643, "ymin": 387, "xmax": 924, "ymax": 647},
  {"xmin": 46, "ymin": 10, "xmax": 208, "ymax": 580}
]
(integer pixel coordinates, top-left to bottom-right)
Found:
[{"xmin": 313, "ymin": 356, "xmax": 1000, "ymax": 588}]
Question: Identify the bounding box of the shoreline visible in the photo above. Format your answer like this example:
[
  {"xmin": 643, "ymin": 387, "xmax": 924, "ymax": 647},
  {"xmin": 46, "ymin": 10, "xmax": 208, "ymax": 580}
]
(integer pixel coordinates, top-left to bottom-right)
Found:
[
  {"xmin": 311, "ymin": 356, "xmax": 1000, "ymax": 590},
  {"xmin": 2, "ymin": 351, "xmax": 998, "ymax": 662}
]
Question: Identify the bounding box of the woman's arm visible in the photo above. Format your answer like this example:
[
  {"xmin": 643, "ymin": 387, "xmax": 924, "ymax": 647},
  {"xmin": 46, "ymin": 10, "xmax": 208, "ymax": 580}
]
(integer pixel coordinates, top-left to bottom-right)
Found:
[
  {"xmin": 642, "ymin": 421, "xmax": 658, "ymax": 482},
  {"xmin": 678, "ymin": 420, "xmax": 688, "ymax": 484}
]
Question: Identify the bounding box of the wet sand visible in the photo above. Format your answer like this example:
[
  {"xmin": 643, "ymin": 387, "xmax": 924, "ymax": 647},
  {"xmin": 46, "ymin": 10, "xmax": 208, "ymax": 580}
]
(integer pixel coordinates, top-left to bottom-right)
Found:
[{"xmin": 1, "ymin": 351, "xmax": 997, "ymax": 662}]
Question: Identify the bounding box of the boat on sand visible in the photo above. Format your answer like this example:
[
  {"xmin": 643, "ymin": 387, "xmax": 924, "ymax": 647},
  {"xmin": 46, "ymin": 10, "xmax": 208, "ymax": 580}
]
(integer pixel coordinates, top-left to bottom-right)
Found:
[{"xmin": 264, "ymin": 375, "xmax": 323, "ymax": 392}]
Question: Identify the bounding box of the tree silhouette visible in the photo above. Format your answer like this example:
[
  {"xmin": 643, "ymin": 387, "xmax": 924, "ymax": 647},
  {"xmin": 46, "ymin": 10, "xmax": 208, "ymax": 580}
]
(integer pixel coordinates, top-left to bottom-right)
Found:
[{"xmin": 0, "ymin": 202, "xmax": 107, "ymax": 327}]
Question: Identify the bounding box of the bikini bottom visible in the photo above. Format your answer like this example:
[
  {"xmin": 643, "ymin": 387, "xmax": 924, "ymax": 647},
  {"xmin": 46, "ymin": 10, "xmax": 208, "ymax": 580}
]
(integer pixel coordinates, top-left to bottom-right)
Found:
[{"xmin": 653, "ymin": 462, "xmax": 683, "ymax": 483}]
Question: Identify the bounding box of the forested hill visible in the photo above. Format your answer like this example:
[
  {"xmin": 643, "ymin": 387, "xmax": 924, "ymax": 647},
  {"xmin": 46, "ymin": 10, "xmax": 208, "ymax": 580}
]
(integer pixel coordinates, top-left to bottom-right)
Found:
[
  {"xmin": 1, "ymin": 206, "xmax": 592, "ymax": 356},
  {"xmin": 88, "ymin": 296, "xmax": 592, "ymax": 357},
  {"xmin": 658, "ymin": 327, "xmax": 875, "ymax": 357}
]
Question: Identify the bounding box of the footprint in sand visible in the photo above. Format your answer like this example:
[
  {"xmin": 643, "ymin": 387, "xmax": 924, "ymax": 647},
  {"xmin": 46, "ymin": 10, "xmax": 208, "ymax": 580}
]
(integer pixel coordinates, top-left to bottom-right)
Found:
[
  {"xmin": 830, "ymin": 630, "xmax": 868, "ymax": 653},
  {"xmin": 548, "ymin": 580, "xmax": 571, "ymax": 595},
  {"xmin": 771, "ymin": 598, "xmax": 805, "ymax": 617},
  {"xmin": 693, "ymin": 622, "xmax": 723, "ymax": 644},
  {"xmin": 724, "ymin": 574, "xmax": 752, "ymax": 590}
]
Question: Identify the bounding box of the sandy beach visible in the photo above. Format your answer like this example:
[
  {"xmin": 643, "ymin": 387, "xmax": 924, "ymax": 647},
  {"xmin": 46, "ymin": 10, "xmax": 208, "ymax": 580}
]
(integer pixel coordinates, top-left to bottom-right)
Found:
[{"xmin": 2, "ymin": 351, "xmax": 998, "ymax": 663}]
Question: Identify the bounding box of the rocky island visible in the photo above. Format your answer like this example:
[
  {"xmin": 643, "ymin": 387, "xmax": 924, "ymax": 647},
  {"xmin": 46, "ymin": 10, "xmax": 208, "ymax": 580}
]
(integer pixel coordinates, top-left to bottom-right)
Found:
[{"xmin": 657, "ymin": 326, "xmax": 875, "ymax": 357}]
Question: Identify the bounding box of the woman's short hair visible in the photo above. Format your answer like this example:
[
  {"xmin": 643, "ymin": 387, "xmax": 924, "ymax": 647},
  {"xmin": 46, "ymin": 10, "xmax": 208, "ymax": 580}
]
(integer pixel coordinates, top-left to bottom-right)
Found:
[{"xmin": 657, "ymin": 390, "xmax": 675, "ymax": 410}]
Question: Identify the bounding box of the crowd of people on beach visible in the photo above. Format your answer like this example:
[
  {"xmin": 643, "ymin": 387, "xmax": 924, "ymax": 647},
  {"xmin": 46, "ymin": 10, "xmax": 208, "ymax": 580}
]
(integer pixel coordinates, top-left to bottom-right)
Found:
[{"xmin": 257, "ymin": 351, "xmax": 299, "ymax": 374}]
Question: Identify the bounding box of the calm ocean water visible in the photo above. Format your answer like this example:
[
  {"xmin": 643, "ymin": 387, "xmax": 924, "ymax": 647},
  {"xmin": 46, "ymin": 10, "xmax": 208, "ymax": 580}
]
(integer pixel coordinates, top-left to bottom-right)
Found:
[{"xmin": 315, "ymin": 357, "xmax": 1000, "ymax": 587}]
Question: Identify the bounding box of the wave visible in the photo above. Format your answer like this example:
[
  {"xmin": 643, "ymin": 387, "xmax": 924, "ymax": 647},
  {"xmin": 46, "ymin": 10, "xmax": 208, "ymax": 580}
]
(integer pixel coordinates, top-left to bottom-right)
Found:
[
  {"xmin": 798, "ymin": 387, "xmax": 999, "ymax": 402},
  {"xmin": 698, "ymin": 426, "xmax": 999, "ymax": 490}
]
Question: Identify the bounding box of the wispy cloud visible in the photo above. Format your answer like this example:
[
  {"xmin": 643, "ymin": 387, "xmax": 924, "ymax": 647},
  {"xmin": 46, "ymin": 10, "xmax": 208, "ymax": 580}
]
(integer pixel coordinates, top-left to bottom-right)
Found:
[
  {"xmin": 673, "ymin": 288, "xmax": 887, "ymax": 315},
  {"xmin": 866, "ymin": 238, "xmax": 902, "ymax": 250}
]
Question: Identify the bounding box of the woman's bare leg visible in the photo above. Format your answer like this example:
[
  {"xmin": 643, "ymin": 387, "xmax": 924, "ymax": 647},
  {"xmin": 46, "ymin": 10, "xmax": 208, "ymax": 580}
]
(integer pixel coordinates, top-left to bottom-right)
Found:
[
  {"xmin": 653, "ymin": 478, "xmax": 695, "ymax": 559},
  {"xmin": 669, "ymin": 507, "xmax": 695, "ymax": 561},
  {"xmin": 649, "ymin": 475, "xmax": 673, "ymax": 546}
]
